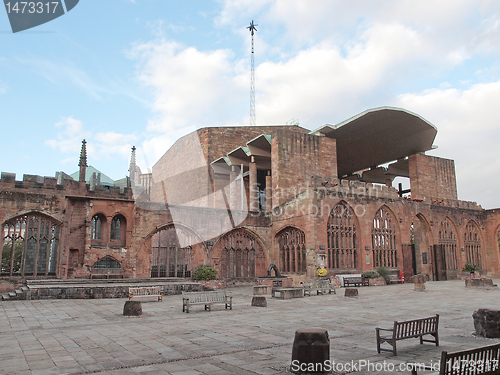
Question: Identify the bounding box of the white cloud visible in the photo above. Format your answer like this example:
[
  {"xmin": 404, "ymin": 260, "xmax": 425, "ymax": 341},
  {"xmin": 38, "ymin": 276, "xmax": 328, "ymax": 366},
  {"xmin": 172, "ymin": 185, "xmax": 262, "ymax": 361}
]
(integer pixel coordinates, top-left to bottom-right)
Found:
[
  {"xmin": 46, "ymin": 118, "xmax": 138, "ymax": 170},
  {"xmin": 45, "ymin": 117, "xmax": 91, "ymax": 154},
  {"xmin": 94, "ymin": 132, "xmax": 138, "ymax": 160},
  {"xmin": 130, "ymin": 39, "xmax": 247, "ymax": 132},
  {"xmin": 397, "ymin": 81, "xmax": 500, "ymax": 209}
]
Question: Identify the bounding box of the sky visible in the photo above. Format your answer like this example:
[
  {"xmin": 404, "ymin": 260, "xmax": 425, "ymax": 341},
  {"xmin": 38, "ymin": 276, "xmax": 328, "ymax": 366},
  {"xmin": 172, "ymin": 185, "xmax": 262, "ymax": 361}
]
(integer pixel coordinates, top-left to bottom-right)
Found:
[{"xmin": 0, "ymin": 0, "xmax": 499, "ymax": 209}]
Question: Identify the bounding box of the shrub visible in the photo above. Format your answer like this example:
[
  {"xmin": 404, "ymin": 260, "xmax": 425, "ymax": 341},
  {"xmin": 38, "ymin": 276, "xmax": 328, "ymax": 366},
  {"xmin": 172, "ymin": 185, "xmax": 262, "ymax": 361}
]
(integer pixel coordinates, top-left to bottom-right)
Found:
[
  {"xmin": 192, "ymin": 265, "xmax": 218, "ymax": 281},
  {"xmin": 316, "ymin": 268, "xmax": 327, "ymax": 277},
  {"xmin": 361, "ymin": 270, "xmax": 380, "ymax": 279},
  {"xmin": 376, "ymin": 267, "xmax": 391, "ymax": 282},
  {"xmin": 462, "ymin": 263, "xmax": 478, "ymax": 272}
]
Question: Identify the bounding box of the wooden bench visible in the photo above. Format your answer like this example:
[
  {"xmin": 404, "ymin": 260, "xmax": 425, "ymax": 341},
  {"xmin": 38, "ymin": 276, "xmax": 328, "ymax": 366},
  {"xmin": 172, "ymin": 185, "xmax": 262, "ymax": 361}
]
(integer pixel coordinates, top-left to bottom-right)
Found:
[
  {"xmin": 182, "ymin": 290, "xmax": 232, "ymax": 313},
  {"xmin": 302, "ymin": 279, "xmax": 336, "ymax": 296},
  {"xmin": 343, "ymin": 277, "xmax": 369, "ymax": 287},
  {"xmin": 128, "ymin": 286, "xmax": 163, "ymax": 301},
  {"xmin": 376, "ymin": 315, "xmax": 439, "ymax": 355},
  {"xmin": 410, "ymin": 342, "xmax": 500, "ymax": 374}
]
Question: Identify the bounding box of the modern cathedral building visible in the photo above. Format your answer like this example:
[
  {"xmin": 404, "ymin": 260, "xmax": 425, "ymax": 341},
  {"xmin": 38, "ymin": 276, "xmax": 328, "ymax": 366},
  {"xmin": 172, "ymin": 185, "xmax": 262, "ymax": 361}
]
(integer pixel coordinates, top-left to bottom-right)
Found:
[{"xmin": 1, "ymin": 107, "xmax": 499, "ymax": 284}]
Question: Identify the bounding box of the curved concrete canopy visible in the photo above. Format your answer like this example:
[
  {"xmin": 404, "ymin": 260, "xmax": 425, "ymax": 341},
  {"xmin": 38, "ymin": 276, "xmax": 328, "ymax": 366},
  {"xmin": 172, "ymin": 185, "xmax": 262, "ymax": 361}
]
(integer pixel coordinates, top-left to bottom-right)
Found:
[{"xmin": 311, "ymin": 107, "xmax": 437, "ymax": 178}]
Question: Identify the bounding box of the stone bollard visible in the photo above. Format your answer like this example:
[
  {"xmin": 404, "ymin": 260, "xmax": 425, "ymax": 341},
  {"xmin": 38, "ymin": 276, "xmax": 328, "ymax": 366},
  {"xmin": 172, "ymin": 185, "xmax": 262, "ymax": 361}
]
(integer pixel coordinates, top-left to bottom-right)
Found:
[
  {"xmin": 473, "ymin": 309, "xmax": 500, "ymax": 338},
  {"xmin": 466, "ymin": 278, "xmax": 498, "ymax": 288},
  {"xmin": 344, "ymin": 288, "xmax": 358, "ymax": 297},
  {"xmin": 123, "ymin": 300, "xmax": 142, "ymax": 316},
  {"xmin": 291, "ymin": 329, "xmax": 329, "ymax": 374},
  {"xmin": 251, "ymin": 296, "xmax": 267, "ymax": 307},
  {"xmin": 410, "ymin": 274, "xmax": 428, "ymax": 292}
]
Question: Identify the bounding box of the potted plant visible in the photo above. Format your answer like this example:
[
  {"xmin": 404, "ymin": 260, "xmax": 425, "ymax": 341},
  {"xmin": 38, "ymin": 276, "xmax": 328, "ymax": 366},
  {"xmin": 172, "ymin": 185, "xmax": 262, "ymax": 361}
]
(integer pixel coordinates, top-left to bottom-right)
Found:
[
  {"xmin": 316, "ymin": 267, "xmax": 327, "ymax": 278},
  {"xmin": 462, "ymin": 263, "xmax": 478, "ymax": 278}
]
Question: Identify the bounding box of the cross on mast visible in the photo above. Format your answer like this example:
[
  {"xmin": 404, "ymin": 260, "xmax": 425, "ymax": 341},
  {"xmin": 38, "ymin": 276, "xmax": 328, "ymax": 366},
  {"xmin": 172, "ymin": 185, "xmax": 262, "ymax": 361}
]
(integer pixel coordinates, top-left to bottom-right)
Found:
[{"xmin": 247, "ymin": 20, "xmax": 257, "ymax": 126}]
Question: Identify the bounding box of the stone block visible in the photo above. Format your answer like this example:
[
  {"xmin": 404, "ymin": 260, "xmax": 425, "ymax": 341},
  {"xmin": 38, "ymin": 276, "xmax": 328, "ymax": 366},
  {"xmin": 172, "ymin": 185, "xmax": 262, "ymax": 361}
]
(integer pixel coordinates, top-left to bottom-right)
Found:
[
  {"xmin": 253, "ymin": 285, "xmax": 270, "ymax": 295},
  {"xmin": 251, "ymin": 296, "xmax": 267, "ymax": 307},
  {"xmin": 123, "ymin": 300, "xmax": 142, "ymax": 316},
  {"xmin": 473, "ymin": 309, "xmax": 500, "ymax": 338},
  {"xmin": 414, "ymin": 282, "xmax": 426, "ymax": 292},
  {"xmin": 465, "ymin": 278, "xmax": 497, "ymax": 288},
  {"xmin": 291, "ymin": 329, "xmax": 329, "ymax": 374},
  {"xmin": 272, "ymin": 287, "xmax": 304, "ymax": 299},
  {"xmin": 344, "ymin": 288, "xmax": 358, "ymax": 297},
  {"xmin": 1, "ymin": 172, "xmax": 16, "ymax": 182}
]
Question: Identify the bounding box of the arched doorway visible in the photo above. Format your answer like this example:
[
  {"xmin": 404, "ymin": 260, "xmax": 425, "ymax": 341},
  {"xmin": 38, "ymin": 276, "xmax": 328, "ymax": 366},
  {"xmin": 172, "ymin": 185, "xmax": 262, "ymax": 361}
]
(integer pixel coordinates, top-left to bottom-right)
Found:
[
  {"xmin": 2, "ymin": 213, "xmax": 61, "ymax": 277},
  {"xmin": 464, "ymin": 220, "xmax": 482, "ymax": 269},
  {"xmin": 413, "ymin": 214, "xmax": 435, "ymax": 279},
  {"xmin": 150, "ymin": 225, "xmax": 197, "ymax": 278},
  {"xmin": 439, "ymin": 218, "xmax": 459, "ymax": 278},
  {"xmin": 217, "ymin": 229, "xmax": 266, "ymax": 278}
]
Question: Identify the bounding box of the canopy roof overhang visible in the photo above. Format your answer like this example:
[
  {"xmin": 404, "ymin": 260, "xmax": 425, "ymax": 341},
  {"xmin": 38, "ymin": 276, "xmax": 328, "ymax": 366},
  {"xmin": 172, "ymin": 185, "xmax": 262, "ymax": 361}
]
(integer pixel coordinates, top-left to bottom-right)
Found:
[{"xmin": 311, "ymin": 107, "xmax": 438, "ymax": 178}]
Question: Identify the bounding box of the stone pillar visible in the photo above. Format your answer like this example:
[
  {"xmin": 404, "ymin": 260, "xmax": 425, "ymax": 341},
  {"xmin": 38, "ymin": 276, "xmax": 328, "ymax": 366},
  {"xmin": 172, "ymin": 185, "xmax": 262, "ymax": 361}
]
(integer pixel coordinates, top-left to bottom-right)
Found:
[
  {"xmin": 345, "ymin": 288, "xmax": 358, "ymax": 297},
  {"xmin": 249, "ymin": 156, "xmax": 259, "ymax": 211},
  {"xmin": 265, "ymin": 171, "xmax": 272, "ymax": 213},
  {"xmin": 473, "ymin": 309, "xmax": 500, "ymax": 338},
  {"xmin": 251, "ymin": 296, "xmax": 267, "ymax": 307},
  {"xmin": 123, "ymin": 300, "xmax": 142, "ymax": 316},
  {"xmin": 411, "ymin": 273, "xmax": 427, "ymax": 292},
  {"xmin": 230, "ymin": 166, "xmax": 237, "ymax": 209},
  {"xmin": 291, "ymin": 329, "xmax": 329, "ymax": 374}
]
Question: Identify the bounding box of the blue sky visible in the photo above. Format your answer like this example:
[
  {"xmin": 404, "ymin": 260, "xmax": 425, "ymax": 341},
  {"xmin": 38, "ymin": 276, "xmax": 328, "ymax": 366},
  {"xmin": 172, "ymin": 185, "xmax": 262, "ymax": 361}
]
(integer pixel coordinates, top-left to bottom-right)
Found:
[{"xmin": 1, "ymin": 0, "xmax": 499, "ymax": 209}]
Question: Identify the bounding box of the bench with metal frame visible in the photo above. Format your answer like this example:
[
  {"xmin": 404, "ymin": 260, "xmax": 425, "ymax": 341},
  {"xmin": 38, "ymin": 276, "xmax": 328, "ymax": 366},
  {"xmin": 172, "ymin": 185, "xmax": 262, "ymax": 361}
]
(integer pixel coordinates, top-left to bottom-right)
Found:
[{"xmin": 376, "ymin": 314, "xmax": 439, "ymax": 356}]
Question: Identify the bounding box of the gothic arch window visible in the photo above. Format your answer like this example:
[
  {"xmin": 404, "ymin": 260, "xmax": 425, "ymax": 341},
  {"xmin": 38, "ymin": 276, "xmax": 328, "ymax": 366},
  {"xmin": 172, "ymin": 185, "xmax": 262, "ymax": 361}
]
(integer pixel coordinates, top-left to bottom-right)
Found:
[
  {"xmin": 327, "ymin": 202, "xmax": 357, "ymax": 269},
  {"xmin": 464, "ymin": 221, "xmax": 482, "ymax": 268},
  {"xmin": 110, "ymin": 215, "xmax": 126, "ymax": 244},
  {"xmin": 439, "ymin": 219, "xmax": 458, "ymax": 270},
  {"xmin": 219, "ymin": 229, "xmax": 265, "ymax": 278},
  {"xmin": 372, "ymin": 206, "xmax": 397, "ymax": 268},
  {"xmin": 92, "ymin": 256, "xmax": 121, "ymax": 270},
  {"xmin": 276, "ymin": 227, "xmax": 306, "ymax": 273},
  {"xmin": 150, "ymin": 226, "xmax": 194, "ymax": 278},
  {"xmin": 2, "ymin": 213, "xmax": 60, "ymax": 277},
  {"xmin": 91, "ymin": 214, "xmax": 106, "ymax": 241}
]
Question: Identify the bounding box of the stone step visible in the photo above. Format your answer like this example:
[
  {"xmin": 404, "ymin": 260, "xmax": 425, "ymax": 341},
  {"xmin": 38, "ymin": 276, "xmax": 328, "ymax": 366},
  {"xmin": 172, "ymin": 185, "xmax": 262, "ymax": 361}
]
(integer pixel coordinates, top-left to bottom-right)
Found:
[
  {"xmin": 20, "ymin": 286, "xmax": 29, "ymax": 292},
  {"xmin": 15, "ymin": 289, "xmax": 23, "ymax": 295},
  {"xmin": 26, "ymin": 277, "xmax": 189, "ymax": 286},
  {"xmin": 1, "ymin": 294, "xmax": 10, "ymax": 301},
  {"xmin": 8, "ymin": 292, "xmax": 16, "ymax": 298}
]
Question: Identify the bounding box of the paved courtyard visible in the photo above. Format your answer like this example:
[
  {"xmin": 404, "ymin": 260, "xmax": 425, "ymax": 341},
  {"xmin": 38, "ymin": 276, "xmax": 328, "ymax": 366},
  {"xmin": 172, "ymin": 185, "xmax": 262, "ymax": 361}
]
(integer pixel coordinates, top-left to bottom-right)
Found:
[{"xmin": 0, "ymin": 280, "xmax": 499, "ymax": 375}]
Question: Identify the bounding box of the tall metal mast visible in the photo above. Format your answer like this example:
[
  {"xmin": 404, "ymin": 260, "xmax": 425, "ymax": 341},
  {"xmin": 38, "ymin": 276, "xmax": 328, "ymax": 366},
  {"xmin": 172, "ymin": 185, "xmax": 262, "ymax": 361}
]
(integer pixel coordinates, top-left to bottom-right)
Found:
[{"xmin": 247, "ymin": 20, "xmax": 257, "ymax": 126}]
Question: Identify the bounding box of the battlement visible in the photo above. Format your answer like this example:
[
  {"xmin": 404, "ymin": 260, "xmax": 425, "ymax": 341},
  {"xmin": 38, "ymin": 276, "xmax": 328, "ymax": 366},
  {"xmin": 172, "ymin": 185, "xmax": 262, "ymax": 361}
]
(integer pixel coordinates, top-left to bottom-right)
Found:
[
  {"xmin": 311, "ymin": 176, "xmax": 399, "ymax": 200},
  {"xmin": 0, "ymin": 172, "xmax": 133, "ymax": 199},
  {"xmin": 311, "ymin": 175, "xmax": 481, "ymax": 209}
]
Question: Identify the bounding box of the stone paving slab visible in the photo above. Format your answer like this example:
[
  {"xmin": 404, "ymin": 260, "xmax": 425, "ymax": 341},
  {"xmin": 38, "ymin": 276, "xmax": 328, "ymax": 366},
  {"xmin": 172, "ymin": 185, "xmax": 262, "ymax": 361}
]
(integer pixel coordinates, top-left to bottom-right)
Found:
[{"xmin": 0, "ymin": 280, "xmax": 499, "ymax": 374}]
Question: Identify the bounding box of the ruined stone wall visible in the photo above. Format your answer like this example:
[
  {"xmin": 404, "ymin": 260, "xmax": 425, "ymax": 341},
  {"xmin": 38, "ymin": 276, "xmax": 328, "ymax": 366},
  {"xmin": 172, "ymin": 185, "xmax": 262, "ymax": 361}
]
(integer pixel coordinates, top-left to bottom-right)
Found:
[
  {"xmin": 150, "ymin": 125, "xmax": 309, "ymax": 207},
  {"xmin": 409, "ymin": 153, "xmax": 458, "ymax": 201},
  {"xmin": 271, "ymin": 130, "xmax": 337, "ymax": 208},
  {"xmin": 0, "ymin": 172, "xmax": 134, "ymax": 279},
  {"xmin": 267, "ymin": 178, "xmax": 495, "ymax": 282}
]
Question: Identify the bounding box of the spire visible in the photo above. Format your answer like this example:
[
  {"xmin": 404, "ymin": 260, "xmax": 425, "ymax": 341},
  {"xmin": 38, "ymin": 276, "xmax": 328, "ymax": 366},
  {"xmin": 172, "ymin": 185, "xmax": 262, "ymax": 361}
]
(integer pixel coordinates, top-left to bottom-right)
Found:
[
  {"xmin": 78, "ymin": 139, "xmax": 87, "ymax": 183},
  {"xmin": 129, "ymin": 146, "xmax": 137, "ymax": 185}
]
